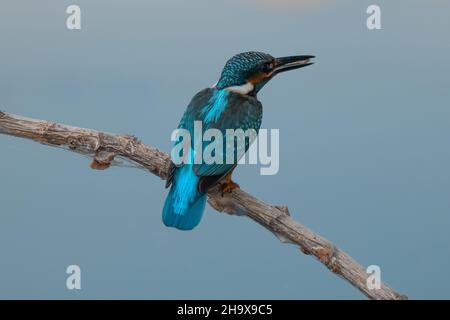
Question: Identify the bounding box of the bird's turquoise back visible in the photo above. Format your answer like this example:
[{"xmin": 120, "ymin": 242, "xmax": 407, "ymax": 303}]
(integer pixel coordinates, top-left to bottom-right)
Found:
[{"xmin": 163, "ymin": 88, "xmax": 262, "ymax": 230}]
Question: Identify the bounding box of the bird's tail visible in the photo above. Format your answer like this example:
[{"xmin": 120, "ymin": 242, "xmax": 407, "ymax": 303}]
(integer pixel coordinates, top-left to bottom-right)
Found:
[{"xmin": 162, "ymin": 165, "xmax": 206, "ymax": 230}]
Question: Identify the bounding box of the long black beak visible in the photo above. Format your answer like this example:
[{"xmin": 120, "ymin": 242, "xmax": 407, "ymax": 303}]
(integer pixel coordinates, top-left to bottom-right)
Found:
[{"xmin": 272, "ymin": 55, "xmax": 315, "ymax": 75}]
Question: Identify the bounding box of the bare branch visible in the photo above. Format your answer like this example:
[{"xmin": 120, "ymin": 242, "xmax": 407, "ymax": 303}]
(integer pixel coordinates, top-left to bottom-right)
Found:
[{"xmin": 0, "ymin": 111, "xmax": 407, "ymax": 300}]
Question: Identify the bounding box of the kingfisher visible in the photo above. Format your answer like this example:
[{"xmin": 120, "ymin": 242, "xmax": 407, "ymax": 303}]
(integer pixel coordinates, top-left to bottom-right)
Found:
[{"xmin": 163, "ymin": 51, "xmax": 314, "ymax": 230}]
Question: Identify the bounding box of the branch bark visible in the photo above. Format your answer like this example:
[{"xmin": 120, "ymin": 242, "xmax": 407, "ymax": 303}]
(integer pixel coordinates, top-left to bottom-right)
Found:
[{"xmin": 0, "ymin": 111, "xmax": 407, "ymax": 300}]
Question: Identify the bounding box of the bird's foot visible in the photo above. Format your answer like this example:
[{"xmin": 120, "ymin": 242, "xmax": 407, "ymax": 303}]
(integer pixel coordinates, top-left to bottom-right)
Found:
[{"xmin": 220, "ymin": 180, "xmax": 240, "ymax": 196}]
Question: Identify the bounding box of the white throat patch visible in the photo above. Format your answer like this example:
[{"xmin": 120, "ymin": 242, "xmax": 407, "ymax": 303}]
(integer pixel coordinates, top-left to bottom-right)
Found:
[{"xmin": 226, "ymin": 82, "xmax": 254, "ymax": 95}]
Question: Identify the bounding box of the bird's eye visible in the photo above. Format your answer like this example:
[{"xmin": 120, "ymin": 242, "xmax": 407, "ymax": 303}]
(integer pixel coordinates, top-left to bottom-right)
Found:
[{"xmin": 264, "ymin": 62, "xmax": 274, "ymax": 72}]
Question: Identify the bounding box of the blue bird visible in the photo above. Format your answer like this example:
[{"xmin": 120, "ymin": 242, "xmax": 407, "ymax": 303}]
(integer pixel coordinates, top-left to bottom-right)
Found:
[{"xmin": 163, "ymin": 51, "xmax": 314, "ymax": 230}]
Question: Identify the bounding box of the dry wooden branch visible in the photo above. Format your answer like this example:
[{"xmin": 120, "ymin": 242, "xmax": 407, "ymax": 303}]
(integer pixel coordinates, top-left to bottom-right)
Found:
[{"xmin": 0, "ymin": 111, "xmax": 407, "ymax": 300}]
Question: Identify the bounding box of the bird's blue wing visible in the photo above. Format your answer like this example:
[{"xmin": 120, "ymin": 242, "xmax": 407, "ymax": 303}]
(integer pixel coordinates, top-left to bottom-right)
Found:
[
  {"xmin": 166, "ymin": 88, "xmax": 214, "ymax": 188},
  {"xmin": 193, "ymin": 90, "xmax": 263, "ymax": 178},
  {"xmin": 167, "ymin": 88, "xmax": 262, "ymax": 192}
]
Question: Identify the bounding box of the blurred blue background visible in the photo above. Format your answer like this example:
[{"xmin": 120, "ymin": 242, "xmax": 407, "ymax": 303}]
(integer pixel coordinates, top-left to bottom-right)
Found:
[{"xmin": 0, "ymin": 0, "xmax": 449, "ymax": 299}]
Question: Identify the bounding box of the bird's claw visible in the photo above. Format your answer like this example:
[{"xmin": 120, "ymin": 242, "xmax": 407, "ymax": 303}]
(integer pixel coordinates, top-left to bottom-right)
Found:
[{"xmin": 220, "ymin": 180, "xmax": 240, "ymax": 196}]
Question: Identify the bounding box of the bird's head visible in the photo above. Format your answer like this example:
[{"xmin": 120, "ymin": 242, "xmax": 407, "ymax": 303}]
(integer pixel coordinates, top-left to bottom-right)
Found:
[{"xmin": 216, "ymin": 51, "xmax": 314, "ymax": 95}]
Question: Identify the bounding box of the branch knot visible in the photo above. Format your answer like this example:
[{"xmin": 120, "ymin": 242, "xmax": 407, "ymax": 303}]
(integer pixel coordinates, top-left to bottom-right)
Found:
[
  {"xmin": 90, "ymin": 149, "xmax": 116, "ymax": 170},
  {"xmin": 312, "ymin": 245, "xmax": 340, "ymax": 274}
]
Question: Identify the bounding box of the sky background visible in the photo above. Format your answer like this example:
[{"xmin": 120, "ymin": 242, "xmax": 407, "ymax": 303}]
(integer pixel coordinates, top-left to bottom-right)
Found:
[{"xmin": 0, "ymin": 0, "xmax": 449, "ymax": 299}]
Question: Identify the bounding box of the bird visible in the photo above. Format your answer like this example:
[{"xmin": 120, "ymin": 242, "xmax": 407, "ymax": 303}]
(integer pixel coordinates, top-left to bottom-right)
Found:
[{"xmin": 163, "ymin": 51, "xmax": 314, "ymax": 230}]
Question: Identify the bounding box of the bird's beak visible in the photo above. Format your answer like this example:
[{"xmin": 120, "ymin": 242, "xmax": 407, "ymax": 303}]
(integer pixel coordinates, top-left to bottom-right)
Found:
[{"xmin": 271, "ymin": 55, "xmax": 315, "ymax": 75}]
